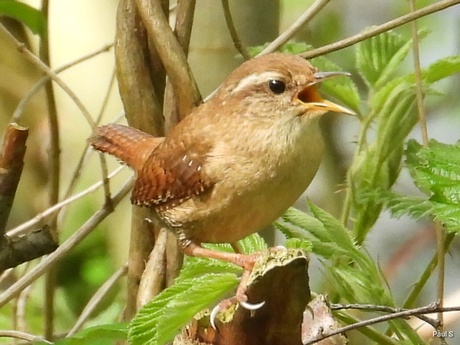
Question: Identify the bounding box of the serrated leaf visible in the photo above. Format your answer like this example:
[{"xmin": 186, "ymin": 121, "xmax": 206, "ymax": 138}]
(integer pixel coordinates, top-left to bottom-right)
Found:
[
  {"xmin": 275, "ymin": 210, "xmax": 348, "ymax": 258},
  {"xmin": 382, "ymin": 192, "xmax": 432, "ymax": 219},
  {"xmin": 285, "ymin": 238, "xmax": 313, "ymax": 252},
  {"xmin": 405, "ymin": 140, "xmax": 460, "ymax": 232},
  {"xmin": 356, "ymin": 30, "xmax": 407, "ymax": 87},
  {"xmin": 129, "ymin": 273, "xmax": 238, "ymax": 345},
  {"xmin": 280, "ymin": 207, "xmax": 331, "ymax": 243},
  {"xmin": 423, "ymin": 55, "xmax": 460, "ymax": 84},
  {"xmin": 408, "ymin": 140, "xmax": 460, "ymax": 200},
  {"xmin": 237, "ymin": 233, "xmax": 267, "ymax": 253},
  {"xmin": 375, "ymin": 28, "xmax": 430, "ymax": 89},
  {"xmin": 0, "ymin": 0, "xmax": 46, "ymax": 35},
  {"xmin": 432, "ymin": 202, "xmax": 460, "ymax": 233},
  {"xmin": 308, "ymin": 202, "xmax": 357, "ymax": 252},
  {"xmin": 178, "ymin": 255, "xmax": 242, "ymax": 281}
]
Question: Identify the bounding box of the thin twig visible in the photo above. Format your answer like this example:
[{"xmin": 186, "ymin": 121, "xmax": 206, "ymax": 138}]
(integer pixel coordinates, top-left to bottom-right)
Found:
[
  {"xmin": 259, "ymin": 0, "xmax": 331, "ymax": 56},
  {"xmin": 6, "ymin": 166, "xmax": 125, "ymax": 238},
  {"xmin": 11, "ymin": 43, "xmax": 113, "ymax": 123},
  {"xmin": 408, "ymin": 0, "xmax": 445, "ymax": 333},
  {"xmin": 403, "ymin": 234, "xmax": 455, "ymax": 309},
  {"xmin": 16, "ymin": 283, "xmax": 33, "ymax": 333},
  {"xmin": 0, "ymin": 330, "xmax": 52, "ymax": 344},
  {"xmin": 305, "ymin": 302, "xmax": 460, "ymax": 344},
  {"xmin": 221, "ymin": 0, "xmax": 250, "ymax": 60},
  {"xmin": 0, "ymin": 23, "xmax": 96, "ymax": 128},
  {"xmin": 66, "ymin": 264, "xmax": 128, "ymax": 337},
  {"xmin": 331, "ymin": 303, "xmax": 439, "ymax": 329},
  {"xmin": 300, "ymin": 0, "xmax": 460, "ymax": 59},
  {"xmin": 40, "ymin": 1, "xmax": 59, "ymax": 337},
  {"xmin": 0, "ymin": 178, "xmax": 133, "ymax": 308}
]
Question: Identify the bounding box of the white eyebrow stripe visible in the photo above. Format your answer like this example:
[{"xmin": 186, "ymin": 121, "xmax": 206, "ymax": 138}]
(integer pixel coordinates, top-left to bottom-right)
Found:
[{"xmin": 231, "ymin": 71, "xmax": 285, "ymax": 94}]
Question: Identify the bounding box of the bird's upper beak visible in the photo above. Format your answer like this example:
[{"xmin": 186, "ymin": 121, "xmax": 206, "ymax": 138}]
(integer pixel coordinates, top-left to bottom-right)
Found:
[{"xmin": 297, "ymin": 71, "xmax": 356, "ymax": 116}]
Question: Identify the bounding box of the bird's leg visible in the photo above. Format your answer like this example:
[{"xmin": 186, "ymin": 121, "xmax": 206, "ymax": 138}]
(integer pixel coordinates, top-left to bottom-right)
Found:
[
  {"xmin": 181, "ymin": 241, "xmax": 257, "ymax": 271},
  {"xmin": 181, "ymin": 240, "xmax": 265, "ymax": 328}
]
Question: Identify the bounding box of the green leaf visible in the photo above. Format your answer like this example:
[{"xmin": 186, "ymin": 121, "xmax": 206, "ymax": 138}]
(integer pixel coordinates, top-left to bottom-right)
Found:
[
  {"xmin": 422, "ymin": 55, "xmax": 460, "ymax": 84},
  {"xmin": 405, "ymin": 140, "xmax": 460, "ymax": 232},
  {"xmin": 432, "ymin": 202, "xmax": 460, "ymax": 233},
  {"xmin": 40, "ymin": 323, "xmax": 128, "ymax": 345},
  {"xmin": 237, "ymin": 232, "xmax": 267, "ymax": 253},
  {"xmin": 356, "ymin": 30, "xmax": 408, "ymax": 87},
  {"xmin": 129, "ymin": 273, "xmax": 238, "ymax": 345},
  {"xmin": 0, "ymin": 0, "xmax": 46, "ymax": 35},
  {"xmin": 285, "ymin": 238, "xmax": 313, "ymax": 252},
  {"xmin": 382, "ymin": 191, "xmax": 433, "ymax": 219},
  {"xmin": 311, "ymin": 56, "xmax": 361, "ymax": 113}
]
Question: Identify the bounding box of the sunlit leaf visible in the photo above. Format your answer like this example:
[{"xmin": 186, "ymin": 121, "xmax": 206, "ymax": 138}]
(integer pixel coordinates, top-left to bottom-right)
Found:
[
  {"xmin": 0, "ymin": 0, "xmax": 46, "ymax": 35},
  {"xmin": 129, "ymin": 273, "xmax": 238, "ymax": 345}
]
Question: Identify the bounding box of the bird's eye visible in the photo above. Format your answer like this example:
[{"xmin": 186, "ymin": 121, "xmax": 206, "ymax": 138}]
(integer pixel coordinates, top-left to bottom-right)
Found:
[{"xmin": 268, "ymin": 79, "xmax": 286, "ymax": 94}]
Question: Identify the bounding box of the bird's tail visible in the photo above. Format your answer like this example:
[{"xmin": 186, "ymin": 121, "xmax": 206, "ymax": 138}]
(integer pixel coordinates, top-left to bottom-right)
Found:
[{"xmin": 88, "ymin": 124, "xmax": 162, "ymax": 172}]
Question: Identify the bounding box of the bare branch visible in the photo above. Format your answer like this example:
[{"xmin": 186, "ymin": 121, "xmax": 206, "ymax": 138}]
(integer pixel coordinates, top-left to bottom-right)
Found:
[
  {"xmin": 0, "ymin": 23, "xmax": 96, "ymax": 128},
  {"xmin": 0, "ymin": 177, "xmax": 133, "ymax": 308},
  {"xmin": 0, "ymin": 123, "xmax": 28, "ymax": 233},
  {"xmin": 66, "ymin": 264, "xmax": 128, "ymax": 337},
  {"xmin": 0, "ymin": 330, "xmax": 52, "ymax": 344},
  {"xmin": 135, "ymin": 0, "xmax": 202, "ymax": 118},
  {"xmin": 300, "ymin": 0, "xmax": 460, "ymax": 59},
  {"xmin": 221, "ymin": 0, "xmax": 250, "ymax": 60},
  {"xmin": 259, "ymin": 0, "xmax": 331, "ymax": 56}
]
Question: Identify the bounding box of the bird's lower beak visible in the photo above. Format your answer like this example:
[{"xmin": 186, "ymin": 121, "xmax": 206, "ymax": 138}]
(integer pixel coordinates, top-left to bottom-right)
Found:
[
  {"xmin": 308, "ymin": 99, "xmax": 356, "ymax": 115},
  {"xmin": 297, "ymin": 85, "xmax": 356, "ymax": 116}
]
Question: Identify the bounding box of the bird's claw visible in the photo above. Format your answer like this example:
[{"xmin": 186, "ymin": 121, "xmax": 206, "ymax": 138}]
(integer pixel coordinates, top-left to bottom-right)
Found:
[
  {"xmin": 240, "ymin": 300, "xmax": 265, "ymax": 310},
  {"xmin": 209, "ymin": 299, "xmax": 266, "ymax": 330}
]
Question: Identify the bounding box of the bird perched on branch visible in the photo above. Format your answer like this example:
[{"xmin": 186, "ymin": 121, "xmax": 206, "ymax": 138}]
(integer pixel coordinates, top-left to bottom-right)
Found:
[{"xmin": 89, "ymin": 52, "xmax": 354, "ymax": 306}]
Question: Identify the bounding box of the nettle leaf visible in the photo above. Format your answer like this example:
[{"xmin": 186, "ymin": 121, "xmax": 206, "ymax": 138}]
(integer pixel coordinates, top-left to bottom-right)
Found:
[
  {"xmin": 0, "ymin": 0, "xmax": 46, "ymax": 35},
  {"xmin": 285, "ymin": 238, "xmax": 313, "ymax": 252},
  {"xmin": 423, "ymin": 55, "xmax": 460, "ymax": 84},
  {"xmin": 311, "ymin": 56, "xmax": 361, "ymax": 113},
  {"xmin": 275, "ymin": 208, "xmax": 349, "ymax": 258},
  {"xmin": 129, "ymin": 273, "xmax": 238, "ymax": 345},
  {"xmin": 238, "ymin": 232, "xmax": 268, "ymax": 253},
  {"xmin": 405, "ymin": 140, "xmax": 460, "ymax": 232},
  {"xmin": 432, "ymin": 202, "xmax": 460, "ymax": 232},
  {"xmin": 356, "ymin": 30, "xmax": 407, "ymax": 87},
  {"xmin": 381, "ymin": 191, "xmax": 433, "ymax": 219}
]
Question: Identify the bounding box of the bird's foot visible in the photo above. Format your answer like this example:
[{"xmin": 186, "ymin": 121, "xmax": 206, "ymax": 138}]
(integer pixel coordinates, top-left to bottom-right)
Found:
[{"xmin": 209, "ymin": 268, "xmax": 265, "ymax": 329}]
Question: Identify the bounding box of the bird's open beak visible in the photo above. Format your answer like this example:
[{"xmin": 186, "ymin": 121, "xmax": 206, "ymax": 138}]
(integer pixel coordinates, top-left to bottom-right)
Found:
[{"xmin": 297, "ymin": 71, "xmax": 356, "ymax": 116}]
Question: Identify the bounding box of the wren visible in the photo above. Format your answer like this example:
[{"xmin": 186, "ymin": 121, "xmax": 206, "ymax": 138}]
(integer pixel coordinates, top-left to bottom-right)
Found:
[{"xmin": 89, "ymin": 52, "xmax": 354, "ymax": 301}]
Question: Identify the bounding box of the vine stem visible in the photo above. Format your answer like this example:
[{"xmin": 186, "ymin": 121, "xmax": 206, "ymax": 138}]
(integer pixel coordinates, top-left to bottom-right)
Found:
[{"xmin": 408, "ymin": 0, "xmax": 446, "ymax": 336}]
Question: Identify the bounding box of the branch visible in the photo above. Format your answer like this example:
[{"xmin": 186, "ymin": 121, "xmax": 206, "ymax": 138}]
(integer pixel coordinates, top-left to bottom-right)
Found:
[
  {"xmin": 0, "ymin": 23, "xmax": 96, "ymax": 128},
  {"xmin": 259, "ymin": 0, "xmax": 331, "ymax": 56},
  {"xmin": 0, "ymin": 123, "xmax": 28, "ymax": 232},
  {"xmin": 0, "ymin": 226, "xmax": 58, "ymax": 271},
  {"xmin": 300, "ymin": 0, "xmax": 460, "ymax": 59},
  {"xmin": 6, "ymin": 166, "xmax": 125, "ymax": 238},
  {"xmin": 66, "ymin": 264, "xmax": 128, "ymax": 337},
  {"xmin": 304, "ymin": 302, "xmax": 460, "ymax": 345},
  {"xmin": 221, "ymin": 0, "xmax": 250, "ymax": 60},
  {"xmin": 135, "ymin": 0, "xmax": 201, "ymax": 118},
  {"xmin": 0, "ymin": 330, "xmax": 51, "ymax": 344},
  {"xmin": 0, "ymin": 178, "xmax": 133, "ymax": 308}
]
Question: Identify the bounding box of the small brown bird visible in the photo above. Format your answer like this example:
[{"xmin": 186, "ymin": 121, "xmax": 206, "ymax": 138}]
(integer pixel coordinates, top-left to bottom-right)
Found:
[{"xmin": 89, "ymin": 53, "xmax": 354, "ymax": 303}]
